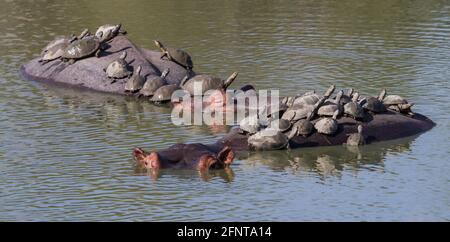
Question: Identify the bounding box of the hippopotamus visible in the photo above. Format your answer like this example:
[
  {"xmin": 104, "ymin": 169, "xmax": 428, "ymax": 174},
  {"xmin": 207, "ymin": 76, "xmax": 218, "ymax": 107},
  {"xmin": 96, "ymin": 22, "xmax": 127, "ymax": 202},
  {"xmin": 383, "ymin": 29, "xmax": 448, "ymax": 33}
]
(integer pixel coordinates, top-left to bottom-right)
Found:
[
  {"xmin": 20, "ymin": 35, "xmax": 192, "ymax": 95},
  {"xmin": 133, "ymin": 143, "xmax": 235, "ymax": 171}
]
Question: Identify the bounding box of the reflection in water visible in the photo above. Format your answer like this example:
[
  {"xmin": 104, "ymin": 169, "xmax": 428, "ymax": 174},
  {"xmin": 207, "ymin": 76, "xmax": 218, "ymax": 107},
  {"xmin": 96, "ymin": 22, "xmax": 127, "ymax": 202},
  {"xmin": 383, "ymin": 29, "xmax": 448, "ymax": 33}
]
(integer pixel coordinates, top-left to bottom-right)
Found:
[
  {"xmin": 242, "ymin": 135, "xmax": 416, "ymax": 179},
  {"xmin": 0, "ymin": 0, "xmax": 449, "ymax": 221}
]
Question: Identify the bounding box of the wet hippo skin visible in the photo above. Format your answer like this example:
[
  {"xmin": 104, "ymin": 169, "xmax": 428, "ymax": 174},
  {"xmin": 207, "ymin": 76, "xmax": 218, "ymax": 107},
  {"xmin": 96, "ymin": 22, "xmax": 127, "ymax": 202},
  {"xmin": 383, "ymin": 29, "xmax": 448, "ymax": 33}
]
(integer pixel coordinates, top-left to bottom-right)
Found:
[
  {"xmin": 20, "ymin": 36, "xmax": 193, "ymax": 95},
  {"xmin": 133, "ymin": 143, "xmax": 235, "ymax": 171}
]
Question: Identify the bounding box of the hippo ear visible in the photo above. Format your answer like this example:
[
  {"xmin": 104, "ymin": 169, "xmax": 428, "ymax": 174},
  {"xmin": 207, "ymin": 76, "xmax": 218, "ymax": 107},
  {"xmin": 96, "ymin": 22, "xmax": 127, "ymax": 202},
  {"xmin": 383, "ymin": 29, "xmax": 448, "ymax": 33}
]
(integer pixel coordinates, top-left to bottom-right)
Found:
[
  {"xmin": 218, "ymin": 146, "xmax": 235, "ymax": 165},
  {"xmin": 133, "ymin": 147, "xmax": 147, "ymax": 165}
]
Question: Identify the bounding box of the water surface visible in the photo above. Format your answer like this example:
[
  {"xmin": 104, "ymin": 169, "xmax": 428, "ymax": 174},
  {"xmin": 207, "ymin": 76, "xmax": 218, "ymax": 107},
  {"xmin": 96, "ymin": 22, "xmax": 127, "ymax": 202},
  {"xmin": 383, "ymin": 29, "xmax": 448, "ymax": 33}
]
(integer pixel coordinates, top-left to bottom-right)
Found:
[{"xmin": 0, "ymin": 0, "xmax": 449, "ymax": 221}]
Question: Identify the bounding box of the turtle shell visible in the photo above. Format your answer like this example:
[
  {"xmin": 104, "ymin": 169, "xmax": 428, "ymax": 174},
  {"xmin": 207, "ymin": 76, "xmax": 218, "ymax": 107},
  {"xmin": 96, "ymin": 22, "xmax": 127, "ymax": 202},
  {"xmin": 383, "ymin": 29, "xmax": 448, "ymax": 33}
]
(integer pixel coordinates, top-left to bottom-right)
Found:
[
  {"xmin": 239, "ymin": 114, "xmax": 263, "ymax": 134},
  {"xmin": 124, "ymin": 73, "xmax": 145, "ymax": 93},
  {"xmin": 41, "ymin": 36, "xmax": 72, "ymax": 56},
  {"xmin": 105, "ymin": 59, "xmax": 130, "ymax": 79},
  {"xmin": 140, "ymin": 76, "xmax": 167, "ymax": 97},
  {"xmin": 293, "ymin": 94, "xmax": 320, "ymax": 106},
  {"xmin": 182, "ymin": 75, "xmax": 223, "ymax": 96},
  {"xmin": 317, "ymin": 104, "xmax": 340, "ymax": 117},
  {"xmin": 292, "ymin": 119, "xmax": 314, "ymax": 136},
  {"xmin": 248, "ymin": 129, "xmax": 289, "ymax": 151},
  {"xmin": 314, "ymin": 117, "xmax": 338, "ymax": 135},
  {"xmin": 281, "ymin": 105, "xmax": 314, "ymax": 122},
  {"xmin": 96, "ymin": 24, "xmax": 120, "ymax": 42},
  {"xmin": 363, "ymin": 97, "xmax": 386, "ymax": 113},
  {"xmin": 62, "ymin": 36, "xmax": 100, "ymax": 59},
  {"xmin": 383, "ymin": 95, "xmax": 408, "ymax": 105},
  {"xmin": 268, "ymin": 118, "xmax": 291, "ymax": 132},
  {"xmin": 167, "ymin": 47, "xmax": 193, "ymax": 69},
  {"xmin": 344, "ymin": 102, "xmax": 365, "ymax": 119},
  {"xmin": 151, "ymin": 84, "xmax": 180, "ymax": 102},
  {"xmin": 41, "ymin": 42, "xmax": 70, "ymax": 61}
]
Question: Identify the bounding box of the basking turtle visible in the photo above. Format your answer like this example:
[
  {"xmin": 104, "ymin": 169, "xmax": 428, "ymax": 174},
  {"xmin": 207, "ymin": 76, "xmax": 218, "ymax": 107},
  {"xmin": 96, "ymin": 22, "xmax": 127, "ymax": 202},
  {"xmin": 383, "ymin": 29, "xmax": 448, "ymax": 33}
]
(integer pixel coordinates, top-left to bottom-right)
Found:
[
  {"xmin": 281, "ymin": 96, "xmax": 295, "ymax": 108},
  {"xmin": 290, "ymin": 111, "xmax": 315, "ymax": 137},
  {"xmin": 314, "ymin": 109, "xmax": 340, "ymax": 135},
  {"xmin": 151, "ymin": 84, "xmax": 181, "ymax": 103},
  {"xmin": 181, "ymin": 72, "xmax": 238, "ymax": 96},
  {"xmin": 362, "ymin": 89, "xmax": 387, "ymax": 113},
  {"xmin": 124, "ymin": 66, "xmax": 145, "ymax": 93},
  {"xmin": 281, "ymin": 105, "xmax": 314, "ymax": 122},
  {"xmin": 61, "ymin": 31, "xmax": 109, "ymax": 64},
  {"xmin": 95, "ymin": 24, "xmax": 124, "ymax": 42},
  {"xmin": 317, "ymin": 90, "xmax": 343, "ymax": 116},
  {"xmin": 154, "ymin": 40, "xmax": 193, "ymax": 71},
  {"xmin": 41, "ymin": 29, "xmax": 89, "ymax": 56},
  {"xmin": 382, "ymin": 89, "xmax": 414, "ymax": 115},
  {"xmin": 339, "ymin": 88, "xmax": 354, "ymax": 105},
  {"xmin": 103, "ymin": 51, "xmax": 132, "ymax": 83},
  {"xmin": 239, "ymin": 107, "xmax": 267, "ymax": 135},
  {"xmin": 344, "ymin": 92, "xmax": 365, "ymax": 120},
  {"xmin": 139, "ymin": 69, "xmax": 170, "ymax": 97},
  {"xmin": 346, "ymin": 125, "xmax": 365, "ymax": 146},
  {"xmin": 292, "ymin": 92, "xmax": 320, "ymax": 108},
  {"xmin": 39, "ymin": 29, "xmax": 90, "ymax": 64},
  {"xmin": 248, "ymin": 127, "xmax": 297, "ymax": 151},
  {"xmin": 268, "ymin": 118, "xmax": 292, "ymax": 133}
]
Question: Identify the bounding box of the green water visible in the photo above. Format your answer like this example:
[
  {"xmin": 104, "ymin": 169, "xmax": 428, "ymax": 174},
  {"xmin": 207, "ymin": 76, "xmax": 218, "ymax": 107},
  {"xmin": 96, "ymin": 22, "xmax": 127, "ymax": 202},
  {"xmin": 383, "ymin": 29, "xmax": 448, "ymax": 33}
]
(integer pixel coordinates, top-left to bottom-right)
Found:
[{"xmin": 0, "ymin": 0, "xmax": 449, "ymax": 221}]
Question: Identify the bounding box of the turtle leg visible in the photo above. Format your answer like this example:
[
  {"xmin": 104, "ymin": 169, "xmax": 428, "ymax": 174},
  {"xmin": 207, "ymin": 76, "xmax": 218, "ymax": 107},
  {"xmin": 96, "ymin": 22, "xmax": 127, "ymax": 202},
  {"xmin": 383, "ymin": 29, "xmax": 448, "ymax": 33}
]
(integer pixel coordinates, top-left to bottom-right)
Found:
[
  {"xmin": 119, "ymin": 30, "xmax": 127, "ymax": 35},
  {"xmin": 160, "ymin": 52, "xmax": 167, "ymax": 60},
  {"xmin": 95, "ymin": 49, "xmax": 101, "ymax": 57},
  {"xmin": 110, "ymin": 78, "xmax": 117, "ymax": 84}
]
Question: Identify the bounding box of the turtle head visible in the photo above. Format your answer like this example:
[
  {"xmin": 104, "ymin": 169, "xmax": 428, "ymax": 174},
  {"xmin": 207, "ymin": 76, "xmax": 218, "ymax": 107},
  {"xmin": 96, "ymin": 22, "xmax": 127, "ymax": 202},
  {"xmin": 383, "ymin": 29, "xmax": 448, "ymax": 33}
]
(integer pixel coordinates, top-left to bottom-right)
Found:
[
  {"xmin": 180, "ymin": 75, "xmax": 190, "ymax": 86},
  {"xmin": 352, "ymin": 92, "xmax": 360, "ymax": 102},
  {"xmin": 133, "ymin": 148, "xmax": 161, "ymax": 170},
  {"xmin": 378, "ymin": 89, "xmax": 387, "ymax": 101},
  {"xmin": 357, "ymin": 125, "xmax": 363, "ymax": 134},
  {"xmin": 332, "ymin": 109, "xmax": 340, "ymax": 120},
  {"xmin": 223, "ymin": 72, "xmax": 238, "ymax": 89},
  {"xmin": 154, "ymin": 40, "xmax": 165, "ymax": 51},
  {"xmin": 135, "ymin": 65, "xmax": 142, "ymax": 75},
  {"xmin": 78, "ymin": 28, "xmax": 89, "ymax": 39},
  {"xmin": 335, "ymin": 90, "xmax": 344, "ymax": 103},
  {"xmin": 161, "ymin": 68, "xmax": 170, "ymax": 79},
  {"xmin": 119, "ymin": 51, "xmax": 127, "ymax": 60},
  {"xmin": 324, "ymin": 85, "xmax": 336, "ymax": 98}
]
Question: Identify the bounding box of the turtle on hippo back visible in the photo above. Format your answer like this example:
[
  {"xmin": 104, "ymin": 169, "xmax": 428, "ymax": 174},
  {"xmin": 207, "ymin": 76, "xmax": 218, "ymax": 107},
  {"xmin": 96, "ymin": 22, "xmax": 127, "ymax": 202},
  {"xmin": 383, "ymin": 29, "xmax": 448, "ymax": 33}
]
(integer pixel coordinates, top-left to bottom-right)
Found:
[
  {"xmin": 39, "ymin": 29, "xmax": 90, "ymax": 65},
  {"xmin": 154, "ymin": 40, "xmax": 193, "ymax": 74},
  {"xmin": 95, "ymin": 24, "xmax": 126, "ymax": 42},
  {"xmin": 103, "ymin": 51, "xmax": 132, "ymax": 84},
  {"xmin": 124, "ymin": 65, "xmax": 145, "ymax": 93},
  {"xmin": 381, "ymin": 89, "xmax": 415, "ymax": 116},
  {"xmin": 139, "ymin": 68, "xmax": 170, "ymax": 98},
  {"xmin": 181, "ymin": 72, "xmax": 239, "ymax": 97},
  {"xmin": 61, "ymin": 30, "xmax": 112, "ymax": 64}
]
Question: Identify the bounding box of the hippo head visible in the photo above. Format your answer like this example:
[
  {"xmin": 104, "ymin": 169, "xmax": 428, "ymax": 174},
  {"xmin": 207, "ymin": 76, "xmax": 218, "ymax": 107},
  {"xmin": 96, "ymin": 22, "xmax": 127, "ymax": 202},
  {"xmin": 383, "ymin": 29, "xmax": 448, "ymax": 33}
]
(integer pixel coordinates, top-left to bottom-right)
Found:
[{"xmin": 133, "ymin": 144, "xmax": 235, "ymax": 171}]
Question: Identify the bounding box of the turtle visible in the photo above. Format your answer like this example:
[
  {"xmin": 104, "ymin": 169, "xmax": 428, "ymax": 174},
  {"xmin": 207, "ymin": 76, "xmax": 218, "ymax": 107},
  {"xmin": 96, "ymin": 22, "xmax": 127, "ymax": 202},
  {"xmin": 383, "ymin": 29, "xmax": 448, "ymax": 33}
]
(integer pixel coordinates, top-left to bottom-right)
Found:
[
  {"xmin": 239, "ymin": 107, "xmax": 267, "ymax": 135},
  {"xmin": 139, "ymin": 69, "xmax": 170, "ymax": 97},
  {"xmin": 124, "ymin": 65, "xmax": 145, "ymax": 93},
  {"xmin": 95, "ymin": 24, "xmax": 124, "ymax": 42},
  {"xmin": 41, "ymin": 29, "xmax": 89, "ymax": 56},
  {"xmin": 248, "ymin": 126, "xmax": 297, "ymax": 151},
  {"xmin": 343, "ymin": 92, "xmax": 365, "ymax": 120},
  {"xmin": 290, "ymin": 111, "xmax": 315, "ymax": 137},
  {"xmin": 151, "ymin": 84, "xmax": 181, "ymax": 103},
  {"xmin": 39, "ymin": 29, "xmax": 90, "ymax": 64},
  {"xmin": 281, "ymin": 105, "xmax": 314, "ymax": 122},
  {"xmin": 280, "ymin": 96, "xmax": 295, "ymax": 108},
  {"xmin": 292, "ymin": 92, "xmax": 320, "ymax": 108},
  {"xmin": 267, "ymin": 118, "xmax": 292, "ymax": 133},
  {"xmin": 314, "ymin": 109, "xmax": 340, "ymax": 135},
  {"xmin": 339, "ymin": 88, "xmax": 354, "ymax": 105},
  {"xmin": 103, "ymin": 51, "xmax": 132, "ymax": 83},
  {"xmin": 345, "ymin": 125, "xmax": 365, "ymax": 146},
  {"xmin": 181, "ymin": 72, "xmax": 238, "ymax": 96},
  {"xmin": 61, "ymin": 30, "xmax": 109, "ymax": 64},
  {"xmin": 154, "ymin": 40, "xmax": 193, "ymax": 71},
  {"xmin": 362, "ymin": 89, "xmax": 387, "ymax": 113},
  {"xmin": 381, "ymin": 89, "xmax": 414, "ymax": 115},
  {"xmin": 317, "ymin": 90, "xmax": 343, "ymax": 116}
]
